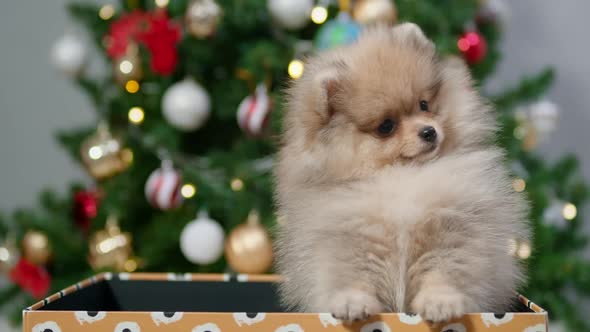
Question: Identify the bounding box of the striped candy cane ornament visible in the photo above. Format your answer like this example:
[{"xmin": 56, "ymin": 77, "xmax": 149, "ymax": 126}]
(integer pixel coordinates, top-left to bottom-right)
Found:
[
  {"xmin": 237, "ymin": 83, "xmax": 272, "ymax": 137},
  {"xmin": 144, "ymin": 160, "xmax": 183, "ymax": 210}
]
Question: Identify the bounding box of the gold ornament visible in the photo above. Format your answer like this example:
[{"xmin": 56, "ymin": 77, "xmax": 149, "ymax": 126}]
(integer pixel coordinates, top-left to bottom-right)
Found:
[
  {"xmin": 22, "ymin": 231, "xmax": 52, "ymax": 265},
  {"xmin": 225, "ymin": 210, "xmax": 273, "ymax": 274},
  {"xmin": 186, "ymin": 0, "xmax": 223, "ymax": 38},
  {"xmin": 0, "ymin": 239, "xmax": 19, "ymax": 273},
  {"xmin": 80, "ymin": 122, "xmax": 132, "ymax": 180},
  {"xmin": 521, "ymin": 125, "xmax": 537, "ymax": 151},
  {"xmin": 353, "ymin": 0, "xmax": 397, "ymax": 25},
  {"xmin": 114, "ymin": 44, "xmax": 143, "ymax": 86},
  {"xmin": 88, "ymin": 216, "xmax": 133, "ymax": 271}
]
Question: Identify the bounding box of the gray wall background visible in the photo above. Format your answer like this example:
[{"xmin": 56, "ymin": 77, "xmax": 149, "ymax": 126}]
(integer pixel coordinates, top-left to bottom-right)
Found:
[{"xmin": 0, "ymin": 0, "xmax": 588, "ymax": 330}]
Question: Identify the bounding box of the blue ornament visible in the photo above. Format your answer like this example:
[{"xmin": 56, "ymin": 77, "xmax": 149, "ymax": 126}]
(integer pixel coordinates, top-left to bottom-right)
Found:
[{"xmin": 315, "ymin": 12, "xmax": 361, "ymax": 50}]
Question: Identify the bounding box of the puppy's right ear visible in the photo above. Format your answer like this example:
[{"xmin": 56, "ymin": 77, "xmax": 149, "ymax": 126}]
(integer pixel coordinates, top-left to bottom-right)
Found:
[{"xmin": 309, "ymin": 63, "xmax": 346, "ymax": 123}]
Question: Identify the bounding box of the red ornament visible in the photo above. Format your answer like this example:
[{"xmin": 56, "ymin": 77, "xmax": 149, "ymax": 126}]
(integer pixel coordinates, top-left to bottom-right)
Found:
[
  {"xmin": 10, "ymin": 259, "xmax": 51, "ymax": 299},
  {"xmin": 105, "ymin": 10, "xmax": 181, "ymax": 75},
  {"xmin": 457, "ymin": 31, "xmax": 487, "ymax": 64},
  {"xmin": 73, "ymin": 190, "xmax": 100, "ymax": 232}
]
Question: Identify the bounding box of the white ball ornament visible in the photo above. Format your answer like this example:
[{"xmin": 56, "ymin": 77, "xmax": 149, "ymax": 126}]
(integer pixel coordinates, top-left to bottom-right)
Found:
[
  {"xmin": 50, "ymin": 33, "xmax": 87, "ymax": 76},
  {"xmin": 162, "ymin": 78, "xmax": 211, "ymax": 131},
  {"xmin": 528, "ymin": 99, "xmax": 559, "ymax": 138},
  {"xmin": 267, "ymin": 0, "xmax": 314, "ymax": 30},
  {"xmin": 145, "ymin": 160, "xmax": 183, "ymax": 210},
  {"xmin": 180, "ymin": 211, "xmax": 225, "ymax": 264}
]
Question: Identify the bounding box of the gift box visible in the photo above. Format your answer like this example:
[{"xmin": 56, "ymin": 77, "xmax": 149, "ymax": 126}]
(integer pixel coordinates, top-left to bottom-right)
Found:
[{"xmin": 23, "ymin": 273, "xmax": 547, "ymax": 332}]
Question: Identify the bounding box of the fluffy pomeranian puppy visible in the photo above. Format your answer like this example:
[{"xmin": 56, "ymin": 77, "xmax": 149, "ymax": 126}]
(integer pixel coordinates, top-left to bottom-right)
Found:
[{"xmin": 274, "ymin": 23, "xmax": 530, "ymax": 323}]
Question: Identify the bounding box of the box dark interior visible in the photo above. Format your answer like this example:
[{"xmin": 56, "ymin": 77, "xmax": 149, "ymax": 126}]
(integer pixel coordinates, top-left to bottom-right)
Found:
[{"xmin": 40, "ymin": 279, "xmax": 532, "ymax": 314}]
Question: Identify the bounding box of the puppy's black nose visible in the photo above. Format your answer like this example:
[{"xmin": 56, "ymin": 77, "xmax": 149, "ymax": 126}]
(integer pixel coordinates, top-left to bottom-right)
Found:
[{"xmin": 419, "ymin": 126, "xmax": 437, "ymax": 143}]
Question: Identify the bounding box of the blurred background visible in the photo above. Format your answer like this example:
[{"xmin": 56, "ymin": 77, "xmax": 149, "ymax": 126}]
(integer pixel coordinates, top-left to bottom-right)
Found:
[{"xmin": 0, "ymin": 0, "xmax": 588, "ymax": 331}]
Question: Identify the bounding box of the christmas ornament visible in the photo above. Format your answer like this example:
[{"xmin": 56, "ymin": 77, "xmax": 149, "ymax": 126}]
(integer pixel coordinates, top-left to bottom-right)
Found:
[
  {"xmin": 10, "ymin": 258, "xmax": 51, "ymax": 299},
  {"xmin": 457, "ymin": 31, "xmax": 487, "ymax": 64},
  {"xmin": 88, "ymin": 216, "xmax": 133, "ymax": 271},
  {"xmin": 180, "ymin": 211, "xmax": 225, "ymax": 264},
  {"xmin": 80, "ymin": 123, "xmax": 132, "ymax": 180},
  {"xmin": 137, "ymin": 12, "xmax": 181, "ymax": 75},
  {"xmin": 22, "ymin": 231, "xmax": 52, "ymax": 266},
  {"xmin": 106, "ymin": 10, "xmax": 181, "ymax": 75},
  {"xmin": 186, "ymin": 0, "xmax": 223, "ymax": 38},
  {"xmin": 73, "ymin": 190, "xmax": 100, "ymax": 232},
  {"xmin": 528, "ymin": 99, "xmax": 560, "ymax": 139},
  {"xmin": 50, "ymin": 33, "xmax": 87, "ymax": 76},
  {"xmin": 225, "ymin": 210, "xmax": 273, "ymax": 274},
  {"xmin": 113, "ymin": 45, "xmax": 143, "ymax": 85},
  {"xmin": 315, "ymin": 12, "xmax": 361, "ymax": 50},
  {"xmin": 162, "ymin": 78, "xmax": 211, "ymax": 131},
  {"xmin": 267, "ymin": 0, "xmax": 313, "ymax": 30},
  {"xmin": 0, "ymin": 240, "xmax": 19, "ymax": 274},
  {"xmin": 477, "ymin": 0, "xmax": 511, "ymax": 25},
  {"xmin": 520, "ymin": 124, "xmax": 537, "ymax": 151},
  {"xmin": 352, "ymin": 0, "xmax": 397, "ymax": 25},
  {"xmin": 237, "ymin": 83, "xmax": 272, "ymax": 137},
  {"xmin": 144, "ymin": 160, "xmax": 183, "ymax": 210}
]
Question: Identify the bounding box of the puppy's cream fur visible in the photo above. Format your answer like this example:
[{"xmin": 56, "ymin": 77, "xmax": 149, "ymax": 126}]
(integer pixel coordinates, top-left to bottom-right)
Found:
[{"xmin": 274, "ymin": 24, "xmax": 529, "ymax": 322}]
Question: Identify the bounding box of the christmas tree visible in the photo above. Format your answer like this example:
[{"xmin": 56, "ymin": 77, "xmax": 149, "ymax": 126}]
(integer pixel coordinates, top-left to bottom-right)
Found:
[{"xmin": 0, "ymin": 0, "xmax": 589, "ymax": 330}]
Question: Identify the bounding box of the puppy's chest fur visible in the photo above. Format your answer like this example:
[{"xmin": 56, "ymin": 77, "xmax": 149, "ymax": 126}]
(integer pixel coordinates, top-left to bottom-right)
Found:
[{"xmin": 339, "ymin": 214, "xmax": 439, "ymax": 312}]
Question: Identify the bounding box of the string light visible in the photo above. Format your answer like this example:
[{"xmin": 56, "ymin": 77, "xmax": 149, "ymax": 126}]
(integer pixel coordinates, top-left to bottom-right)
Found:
[
  {"xmin": 119, "ymin": 60, "xmax": 134, "ymax": 74},
  {"xmin": 562, "ymin": 202, "xmax": 577, "ymax": 220},
  {"xmin": 124, "ymin": 258, "xmax": 138, "ymax": 272},
  {"xmin": 517, "ymin": 241, "xmax": 531, "ymax": 259},
  {"xmin": 128, "ymin": 107, "xmax": 145, "ymax": 124},
  {"xmin": 89, "ymin": 146, "xmax": 103, "ymax": 160},
  {"xmin": 181, "ymin": 184, "xmax": 197, "ymax": 198},
  {"xmin": 231, "ymin": 178, "xmax": 244, "ymax": 191},
  {"xmin": 311, "ymin": 5, "xmax": 328, "ymax": 24},
  {"xmin": 99, "ymin": 5, "xmax": 115, "ymax": 20},
  {"xmin": 507, "ymin": 238, "xmax": 518, "ymax": 256},
  {"xmin": 276, "ymin": 215, "xmax": 287, "ymax": 226},
  {"xmin": 154, "ymin": 0, "xmax": 169, "ymax": 8},
  {"xmin": 512, "ymin": 178, "xmax": 526, "ymax": 192},
  {"xmin": 513, "ymin": 125, "xmax": 527, "ymax": 140},
  {"xmin": 0, "ymin": 247, "xmax": 9, "ymax": 262},
  {"xmin": 125, "ymin": 80, "xmax": 140, "ymax": 93},
  {"xmin": 288, "ymin": 59, "xmax": 304, "ymax": 79},
  {"xmin": 121, "ymin": 148, "xmax": 134, "ymax": 164}
]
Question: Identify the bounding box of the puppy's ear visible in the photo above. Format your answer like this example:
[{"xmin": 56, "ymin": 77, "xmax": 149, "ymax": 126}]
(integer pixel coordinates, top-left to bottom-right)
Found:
[
  {"xmin": 392, "ymin": 22, "xmax": 434, "ymax": 51},
  {"xmin": 439, "ymin": 55, "xmax": 473, "ymax": 87},
  {"xmin": 309, "ymin": 62, "xmax": 347, "ymax": 123}
]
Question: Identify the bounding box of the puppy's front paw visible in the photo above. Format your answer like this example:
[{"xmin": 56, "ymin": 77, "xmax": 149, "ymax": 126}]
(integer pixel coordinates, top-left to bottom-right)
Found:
[
  {"xmin": 411, "ymin": 285, "xmax": 466, "ymax": 323},
  {"xmin": 329, "ymin": 289, "xmax": 382, "ymax": 322}
]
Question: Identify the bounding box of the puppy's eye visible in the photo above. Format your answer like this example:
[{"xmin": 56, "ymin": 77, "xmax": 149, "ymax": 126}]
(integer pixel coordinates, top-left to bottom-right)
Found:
[
  {"xmin": 419, "ymin": 100, "xmax": 429, "ymax": 111},
  {"xmin": 376, "ymin": 119, "xmax": 396, "ymax": 137}
]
